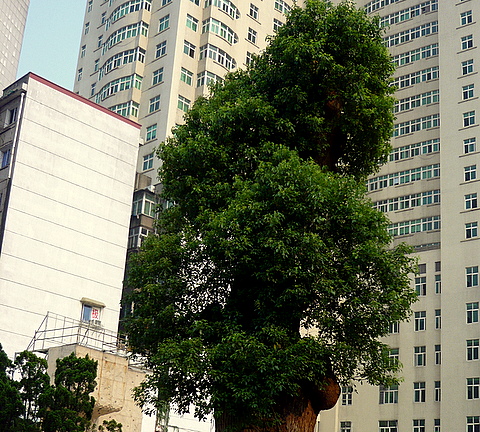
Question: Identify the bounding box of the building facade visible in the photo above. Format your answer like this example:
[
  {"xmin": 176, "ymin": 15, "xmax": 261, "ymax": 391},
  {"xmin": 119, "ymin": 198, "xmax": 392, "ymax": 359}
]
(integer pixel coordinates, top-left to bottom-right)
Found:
[
  {"xmin": 74, "ymin": 1, "xmax": 297, "ymax": 429},
  {"xmin": 0, "ymin": 0, "xmax": 30, "ymax": 91},
  {"xmin": 74, "ymin": 0, "xmax": 297, "ymax": 254},
  {"xmin": 0, "ymin": 73, "xmax": 140, "ymax": 357},
  {"xmin": 319, "ymin": 1, "xmax": 480, "ymax": 431}
]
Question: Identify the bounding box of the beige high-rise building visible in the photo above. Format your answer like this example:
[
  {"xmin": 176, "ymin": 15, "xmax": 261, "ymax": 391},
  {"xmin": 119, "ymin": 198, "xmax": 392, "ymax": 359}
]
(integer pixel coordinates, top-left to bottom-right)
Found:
[
  {"xmin": 74, "ymin": 0, "xmax": 297, "ymax": 311},
  {"xmin": 75, "ymin": 0, "xmax": 295, "ymax": 183},
  {"xmin": 319, "ymin": 1, "xmax": 480, "ymax": 431},
  {"xmin": 0, "ymin": 0, "xmax": 30, "ymax": 91},
  {"xmin": 74, "ymin": 1, "xmax": 296, "ymax": 429}
]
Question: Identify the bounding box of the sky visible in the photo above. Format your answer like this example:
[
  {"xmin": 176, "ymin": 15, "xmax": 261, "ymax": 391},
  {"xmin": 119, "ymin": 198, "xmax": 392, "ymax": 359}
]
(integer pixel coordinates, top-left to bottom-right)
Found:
[{"xmin": 17, "ymin": 0, "xmax": 86, "ymax": 91}]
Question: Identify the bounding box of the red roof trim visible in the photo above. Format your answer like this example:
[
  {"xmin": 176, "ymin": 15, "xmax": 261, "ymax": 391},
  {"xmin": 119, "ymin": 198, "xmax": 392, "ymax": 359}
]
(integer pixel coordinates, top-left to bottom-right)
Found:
[{"xmin": 28, "ymin": 73, "xmax": 142, "ymax": 129}]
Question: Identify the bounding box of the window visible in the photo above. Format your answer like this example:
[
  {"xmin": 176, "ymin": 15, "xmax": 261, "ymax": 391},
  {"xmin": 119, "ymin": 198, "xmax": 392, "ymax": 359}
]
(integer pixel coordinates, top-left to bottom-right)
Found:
[
  {"xmin": 465, "ymin": 193, "xmax": 478, "ymax": 210},
  {"xmin": 466, "ymin": 222, "xmax": 478, "ymax": 239},
  {"xmin": 435, "ymin": 344, "xmax": 441, "ymax": 364},
  {"xmin": 178, "ymin": 95, "xmax": 191, "ymax": 112},
  {"xmin": 143, "ymin": 153, "xmax": 154, "ymax": 171},
  {"xmin": 246, "ymin": 51, "xmax": 254, "ymax": 65},
  {"xmin": 90, "ymin": 83, "xmax": 96, "ymax": 96},
  {"xmin": 413, "ymin": 419, "xmax": 425, "ymax": 432},
  {"xmin": 101, "ymin": 11, "xmax": 106, "ymax": 24},
  {"xmin": 414, "ymin": 382, "xmax": 426, "ymax": 402},
  {"xmin": 159, "ymin": 14, "xmax": 170, "ymax": 31},
  {"xmin": 94, "ymin": 58, "xmax": 99, "ymax": 72},
  {"xmin": 462, "ymin": 35, "xmax": 474, "ymax": 50},
  {"xmin": 467, "ymin": 417, "xmax": 480, "ymax": 432},
  {"xmin": 109, "ymin": 101, "xmax": 139, "ymax": 118},
  {"xmin": 128, "ymin": 226, "xmax": 151, "ymax": 249},
  {"xmin": 274, "ymin": 0, "xmax": 291, "ymax": 14},
  {"xmin": 190, "ymin": 0, "xmax": 199, "ymax": 4},
  {"xmin": 465, "ymin": 137, "xmax": 477, "ymax": 154},
  {"xmin": 414, "ymin": 346, "xmax": 426, "ymax": 366},
  {"xmin": 273, "ymin": 18, "xmax": 284, "ymax": 31},
  {"xmin": 156, "ymin": 41, "xmax": 167, "ymax": 58},
  {"xmin": 340, "ymin": 422, "xmax": 351, "ymax": 432},
  {"xmin": 463, "ymin": 59, "xmax": 474, "ymax": 75},
  {"xmin": 247, "ymin": 27, "xmax": 257, "ymax": 44},
  {"xmin": 205, "ymin": 0, "xmax": 239, "ymax": 19},
  {"xmin": 464, "ymin": 84, "xmax": 475, "ymax": 100},
  {"xmin": 468, "ymin": 378, "xmax": 480, "ymax": 399},
  {"xmin": 388, "ymin": 348, "xmax": 399, "ymax": 366},
  {"xmin": 435, "ymin": 309, "xmax": 441, "ymax": 329},
  {"xmin": 186, "ymin": 14, "xmax": 198, "ymax": 31},
  {"xmin": 77, "ymin": 68, "xmax": 83, "ymax": 81},
  {"xmin": 464, "ymin": 111, "xmax": 476, "ymax": 127},
  {"xmin": 149, "ymin": 95, "xmax": 160, "ymax": 113},
  {"xmin": 6, "ymin": 107, "xmax": 17, "ymax": 125},
  {"xmin": 132, "ymin": 192, "xmax": 156, "ymax": 217},
  {"xmin": 465, "ymin": 165, "xmax": 477, "ymax": 181},
  {"xmin": 433, "ymin": 381, "xmax": 441, "ymax": 402},
  {"xmin": 197, "ymin": 71, "xmax": 222, "ymax": 87},
  {"xmin": 379, "ymin": 385, "xmax": 398, "ymax": 404},
  {"xmin": 467, "ymin": 302, "xmax": 479, "ymax": 323},
  {"xmin": 389, "ymin": 321, "xmax": 399, "ymax": 334},
  {"xmin": 1, "ymin": 148, "xmax": 11, "ymax": 169},
  {"xmin": 87, "ymin": 0, "xmax": 93, "ymax": 12},
  {"xmin": 81, "ymin": 45, "xmax": 86, "ymax": 57},
  {"xmin": 414, "ymin": 311, "xmax": 426, "ymax": 331},
  {"xmin": 184, "ymin": 40, "xmax": 196, "ymax": 57},
  {"xmin": 102, "ymin": 22, "xmax": 149, "ymax": 54},
  {"xmin": 415, "ymin": 277, "xmax": 426, "ymax": 296},
  {"xmin": 249, "ymin": 4, "xmax": 259, "ymax": 19},
  {"xmin": 467, "ymin": 266, "xmax": 479, "ymax": 286},
  {"xmin": 180, "ymin": 67, "xmax": 193, "ymax": 85},
  {"xmin": 434, "ymin": 419, "xmax": 440, "ymax": 432},
  {"xmin": 162, "ymin": 0, "xmax": 171, "ymax": 5},
  {"xmin": 201, "ymin": 17, "xmax": 238, "ymax": 43},
  {"xmin": 468, "ymin": 339, "xmax": 480, "ymax": 360},
  {"xmin": 81, "ymin": 303, "xmax": 102, "ymax": 323},
  {"xmin": 152, "ymin": 68, "xmax": 164, "ymax": 85},
  {"xmin": 146, "ymin": 124, "xmax": 157, "ymax": 141},
  {"xmin": 418, "ymin": 263, "xmax": 426, "ymax": 274},
  {"xmin": 435, "ymin": 274, "xmax": 441, "ymax": 294},
  {"xmin": 341, "ymin": 386, "xmax": 353, "ymax": 405},
  {"xmin": 462, "ymin": 11, "xmax": 473, "ymax": 26},
  {"xmin": 84, "ymin": 22, "xmax": 90, "ymax": 35},
  {"xmin": 379, "ymin": 420, "xmax": 398, "ymax": 432},
  {"xmin": 200, "ymin": 43, "xmax": 236, "ymax": 70}
]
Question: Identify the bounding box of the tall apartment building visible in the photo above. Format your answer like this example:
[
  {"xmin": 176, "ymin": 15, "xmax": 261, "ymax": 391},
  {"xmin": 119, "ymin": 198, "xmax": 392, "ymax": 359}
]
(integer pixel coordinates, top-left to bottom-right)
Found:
[
  {"xmin": 74, "ymin": 1, "xmax": 296, "ymax": 429},
  {"xmin": 74, "ymin": 0, "xmax": 297, "ymax": 256},
  {"xmin": 318, "ymin": 1, "xmax": 480, "ymax": 431},
  {"xmin": 0, "ymin": 0, "xmax": 30, "ymax": 91}
]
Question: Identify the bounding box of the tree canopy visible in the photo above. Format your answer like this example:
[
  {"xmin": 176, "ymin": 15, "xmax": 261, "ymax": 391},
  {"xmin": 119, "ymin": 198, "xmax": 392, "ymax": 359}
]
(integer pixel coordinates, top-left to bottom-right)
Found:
[
  {"xmin": 39, "ymin": 353, "xmax": 97, "ymax": 432},
  {"xmin": 125, "ymin": 1, "xmax": 416, "ymax": 430}
]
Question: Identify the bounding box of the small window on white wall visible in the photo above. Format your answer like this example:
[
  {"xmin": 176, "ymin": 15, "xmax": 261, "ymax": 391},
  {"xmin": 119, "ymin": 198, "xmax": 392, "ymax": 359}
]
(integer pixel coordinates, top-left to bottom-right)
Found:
[{"xmin": 81, "ymin": 298, "xmax": 105, "ymax": 325}]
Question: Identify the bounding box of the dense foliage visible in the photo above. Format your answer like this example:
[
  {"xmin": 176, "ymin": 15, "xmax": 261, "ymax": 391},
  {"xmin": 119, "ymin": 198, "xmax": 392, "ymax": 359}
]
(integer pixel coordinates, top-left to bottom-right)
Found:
[
  {"xmin": 39, "ymin": 353, "xmax": 97, "ymax": 432},
  {"xmin": 125, "ymin": 1, "xmax": 416, "ymax": 429},
  {"xmin": 0, "ymin": 347, "xmax": 108, "ymax": 432}
]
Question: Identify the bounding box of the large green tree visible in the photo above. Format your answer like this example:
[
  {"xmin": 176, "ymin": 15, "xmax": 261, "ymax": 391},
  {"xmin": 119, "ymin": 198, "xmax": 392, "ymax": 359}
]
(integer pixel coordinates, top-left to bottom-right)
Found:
[{"xmin": 125, "ymin": 1, "xmax": 416, "ymax": 431}]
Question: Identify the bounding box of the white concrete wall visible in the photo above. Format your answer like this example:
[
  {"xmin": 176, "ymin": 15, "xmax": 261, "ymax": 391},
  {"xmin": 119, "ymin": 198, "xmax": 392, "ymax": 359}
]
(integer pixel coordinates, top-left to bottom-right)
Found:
[{"xmin": 0, "ymin": 74, "xmax": 140, "ymax": 356}]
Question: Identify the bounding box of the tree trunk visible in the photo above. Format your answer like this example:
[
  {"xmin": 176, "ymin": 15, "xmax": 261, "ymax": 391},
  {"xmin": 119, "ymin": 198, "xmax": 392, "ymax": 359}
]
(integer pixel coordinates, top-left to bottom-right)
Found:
[{"xmin": 214, "ymin": 376, "xmax": 340, "ymax": 432}]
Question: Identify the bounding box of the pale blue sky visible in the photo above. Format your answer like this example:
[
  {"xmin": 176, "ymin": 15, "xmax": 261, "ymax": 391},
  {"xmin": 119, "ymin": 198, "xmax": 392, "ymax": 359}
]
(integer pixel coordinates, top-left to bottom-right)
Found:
[{"xmin": 17, "ymin": 0, "xmax": 86, "ymax": 90}]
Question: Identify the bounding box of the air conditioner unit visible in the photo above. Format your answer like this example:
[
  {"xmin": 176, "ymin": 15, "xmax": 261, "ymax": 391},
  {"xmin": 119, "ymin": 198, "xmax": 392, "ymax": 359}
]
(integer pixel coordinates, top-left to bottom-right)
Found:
[{"xmin": 89, "ymin": 319, "xmax": 102, "ymax": 327}]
